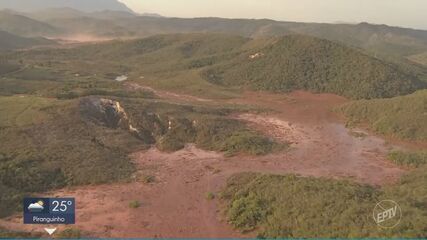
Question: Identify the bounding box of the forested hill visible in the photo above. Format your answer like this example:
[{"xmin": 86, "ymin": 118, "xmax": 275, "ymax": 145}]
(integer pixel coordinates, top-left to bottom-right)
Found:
[{"xmin": 203, "ymin": 35, "xmax": 424, "ymax": 99}]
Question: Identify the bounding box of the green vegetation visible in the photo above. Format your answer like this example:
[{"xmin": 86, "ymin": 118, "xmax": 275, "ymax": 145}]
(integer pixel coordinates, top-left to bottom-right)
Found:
[
  {"xmin": 129, "ymin": 200, "xmax": 141, "ymax": 209},
  {"xmin": 141, "ymin": 174, "xmax": 156, "ymax": 184},
  {"xmin": 388, "ymin": 151, "xmax": 427, "ymax": 168},
  {"xmin": 194, "ymin": 117, "xmax": 282, "ymax": 156},
  {"xmin": 0, "ymin": 93, "xmax": 279, "ymax": 219},
  {"xmin": 339, "ymin": 90, "xmax": 427, "ymax": 140},
  {"xmin": 204, "ymin": 35, "xmax": 424, "ymax": 99},
  {"xmin": 0, "ymin": 96, "xmax": 70, "ymax": 127},
  {"xmin": 222, "ymin": 95, "xmax": 427, "ymax": 234},
  {"xmin": 3, "ymin": 8, "xmax": 427, "ymax": 58},
  {"xmin": 121, "ymin": 99, "xmax": 281, "ymax": 156},
  {"xmin": 0, "ymin": 96, "xmax": 141, "ymax": 217},
  {"xmin": 408, "ymin": 51, "xmax": 427, "ymax": 67},
  {"xmin": 57, "ymin": 228, "xmax": 82, "ymax": 239},
  {"xmin": 221, "ymin": 171, "xmax": 427, "ymax": 238},
  {"xmin": 10, "ymin": 33, "xmax": 424, "ymax": 100},
  {"xmin": 206, "ymin": 192, "xmax": 215, "ymax": 200},
  {"xmin": 0, "ymin": 227, "xmax": 40, "ymax": 238},
  {"xmin": 0, "ymin": 29, "xmax": 425, "ymax": 238}
]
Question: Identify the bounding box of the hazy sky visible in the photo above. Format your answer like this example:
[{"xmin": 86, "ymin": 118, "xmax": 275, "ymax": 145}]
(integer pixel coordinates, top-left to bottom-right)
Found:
[{"xmin": 120, "ymin": 0, "xmax": 427, "ymax": 30}]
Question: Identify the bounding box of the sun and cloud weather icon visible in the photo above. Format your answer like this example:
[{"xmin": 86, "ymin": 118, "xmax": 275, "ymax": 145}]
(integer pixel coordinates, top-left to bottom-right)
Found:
[{"xmin": 27, "ymin": 200, "xmax": 45, "ymax": 212}]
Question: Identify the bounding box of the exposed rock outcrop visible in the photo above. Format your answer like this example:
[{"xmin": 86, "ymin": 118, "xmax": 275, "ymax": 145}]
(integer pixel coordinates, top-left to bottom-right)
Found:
[{"xmin": 80, "ymin": 97, "xmax": 134, "ymax": 131}]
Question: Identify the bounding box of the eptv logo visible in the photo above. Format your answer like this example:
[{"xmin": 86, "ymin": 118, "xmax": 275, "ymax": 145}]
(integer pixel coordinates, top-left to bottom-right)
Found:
[{"xmin": 373, "ymin": 200, "xmax": 401, "ymax": 228}]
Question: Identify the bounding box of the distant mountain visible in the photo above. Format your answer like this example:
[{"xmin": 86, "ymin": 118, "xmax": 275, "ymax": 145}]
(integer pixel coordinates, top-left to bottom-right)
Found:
[
  {"xmin": 0, "ymin": 8, "xmax": 426, "ymax": 57},
  {"xmin": 26, "ymin": 8, "xmax": 137, "ymax": 21},
  {"xmin": 45, "ymin": 17, "xmax": 135, "ymax": 38},
  {"xmin": 0, "ymin": 0, "xmax": 133, "ymax": 13},
  {"xmin": 0, "ymin": 11, "xmax": 59, "ymax": 37},
  {"xmin": 25, "ymin": 8, "xmax": 88, "ymax": 21},
  {"xmin": 141, "ymin": 13, "xmax": 163, "ymax": 18},
  {"xmin": 45, "ymin": 15, "xmax": 426, "ymax": 57},
  {"xmin": 0, "ymin": 30, "xmax": 55, "ymax": 50}
]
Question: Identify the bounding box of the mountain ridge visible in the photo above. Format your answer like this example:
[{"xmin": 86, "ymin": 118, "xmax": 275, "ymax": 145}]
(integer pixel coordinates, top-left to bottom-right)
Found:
[
  {"xmin": 0, "ymin": 0, "xmax": 133, "ymax": 13},
  {"xmin": 1, "ymin": 7, "xmax": 426, "ymax": 58}
]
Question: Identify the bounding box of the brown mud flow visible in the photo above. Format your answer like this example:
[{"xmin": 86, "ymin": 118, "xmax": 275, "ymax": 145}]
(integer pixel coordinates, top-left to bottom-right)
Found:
[{"xmin": 0, "ymin": 89, "xmax": 410, "ymax": 238}]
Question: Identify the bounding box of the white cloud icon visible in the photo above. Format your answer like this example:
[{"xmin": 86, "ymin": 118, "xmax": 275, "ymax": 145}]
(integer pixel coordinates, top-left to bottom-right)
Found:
[{"xmin": 28, "ymin": 203, "xmax": 44, "ymax": 211}]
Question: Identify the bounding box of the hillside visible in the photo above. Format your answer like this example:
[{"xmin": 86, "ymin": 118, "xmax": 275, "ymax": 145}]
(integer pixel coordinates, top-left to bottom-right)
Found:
[
  {"xmin": 1, "ymin": 27, "xmax": 427, "ymax": 238},
  {"xmin": 339, "ymin": 90, "xmax": 427, "ymax": 140},
  {"xmin": 408, "ymin": 51, "xmax": 427, "ymax": 67},
  {"xmin": 279, "ymin": 22, "xmax": 427, "ymax": 57},
  {"xmin": 0, "ymin": 0, "xmax": 132, "ymax": 13},
  {"xmin": 25, "ymin": 8, "xmax": 137, "ymax": 21},
  {"xmin": 13, "ymin": 33, "xmax": 425, "ymax": 99},
  {"xmin": 60, "ymin": 16, "xmax": 427, "ymax": 56},
  {"xmin": 1, "ymin": 8, "xmax": 426, "ymax": 57},
  {"xmin": 0, "ymin": 93, "xmax": 278, "ymax": 217},
  {"xmin": 46, "ymin": 17, "xmax": 135, "ymax": 38},
  {"xmin": 203, "ymin": 35, "xmax": 424, "ymax": 99},
  {"xmin": 221, "ymin": 168, "xmax": 427, "ymax": 238},
  {"xmin": 0, "ymin": 11, "xmax": 59, "ymax": 37},
  {"xmin": 0, "ymin": 30, "xmax": 55, "ymax": 50}
]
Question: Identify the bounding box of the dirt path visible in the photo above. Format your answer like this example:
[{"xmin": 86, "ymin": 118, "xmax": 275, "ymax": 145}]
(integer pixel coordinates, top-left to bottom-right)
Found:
[{"xmin": 0, "ymin": 89, "xmax": 408, "ymax": 238}]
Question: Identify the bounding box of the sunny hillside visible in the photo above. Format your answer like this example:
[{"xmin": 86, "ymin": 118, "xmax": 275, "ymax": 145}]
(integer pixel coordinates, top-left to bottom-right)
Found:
[
  {"xmin": 14, "ymin": 33, "xmax": 426, "ymax": 100},
  {"xmin": 339, "ymin": 89, "xmax": 427, "ymax": 140},
  {"xmin": 204, "ymin": 35, "xmax": 424, "ymax": 99},
  {"xmin": 221, "ymin": 167, "xmax": 427, "ymax": 238}
]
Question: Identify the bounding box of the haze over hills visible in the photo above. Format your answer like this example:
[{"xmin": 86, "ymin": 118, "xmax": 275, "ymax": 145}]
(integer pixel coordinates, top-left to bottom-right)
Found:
[
  {"xmin": 0, "ymin": 11, "xmax": 60, "ymax": 37},
  {"xmin": 0, "ymin": 0, "xmax": 132, "ymax": 13},
  {"xmin": 0, "ymin": 30, "xmax": 55, "ymax": 50},
  {"xmin": 0, "ymin": 7, "xmax": 427, "ymax": 58}
]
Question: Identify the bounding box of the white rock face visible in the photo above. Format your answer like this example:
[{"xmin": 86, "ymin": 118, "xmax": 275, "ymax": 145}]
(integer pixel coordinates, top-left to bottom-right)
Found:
[
  {"xmin": 81, "ymin": 97, "xmax": 135, "ymax": 131},
  {"xmin": 249, "ymin": 52, "xmax": 264, "ymax": 59},
  {"xmin": 115, "ymin": 75, "xmax": 128, "ymax": 82}
]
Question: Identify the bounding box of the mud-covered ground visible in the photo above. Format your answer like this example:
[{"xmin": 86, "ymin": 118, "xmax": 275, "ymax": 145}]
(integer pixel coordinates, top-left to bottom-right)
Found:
[{"xmin": 0, "ymin": 89, "xmax": 409, "ymax": 238}]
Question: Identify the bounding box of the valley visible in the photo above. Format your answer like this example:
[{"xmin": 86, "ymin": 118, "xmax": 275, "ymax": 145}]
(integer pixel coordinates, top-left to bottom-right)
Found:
[
  {"xmin": 0, "ymin": 88, "xmax": 412, "ymax": 238},
  {"xmin": 0, "ymin": 4, "xmax": 427, "ymax": 238}
]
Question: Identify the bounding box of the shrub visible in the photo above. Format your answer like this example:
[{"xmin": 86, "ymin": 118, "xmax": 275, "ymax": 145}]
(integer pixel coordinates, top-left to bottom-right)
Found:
[
  {"xmin": 388, "ymin": 151, "xmax": 427, "ymax": 168},
  {"xmin": 141, "ymin": 175, "xmax": 156, "ymax": 184},
  {"xmin": 339, "ymin": 90, "xmax": 427, "ymax": 140},
  {"xmin": 57, "ymin": 228, "xmax": 82, "ymax": 239},
  {"xmin": 129, "ymin": 200, "xmax": 141, "ymax": 209},
  {"xmin": 221, "ymin": 171, "xmax": 427, "ymax": 238},
  {"xmin": 206, "ymin": 192, "xmax": 215, "ymax": 200},
  {"xmin": 221, "ymin": 130, "xmax": 276, "ymax": 156}
]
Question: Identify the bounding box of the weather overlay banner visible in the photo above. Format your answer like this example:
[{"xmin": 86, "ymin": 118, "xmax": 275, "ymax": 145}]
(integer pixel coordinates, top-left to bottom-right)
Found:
[{"xmin": 23, "ymin": 198, "xmax": 75, "ymax": 224}]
